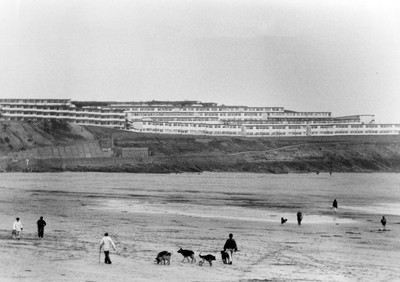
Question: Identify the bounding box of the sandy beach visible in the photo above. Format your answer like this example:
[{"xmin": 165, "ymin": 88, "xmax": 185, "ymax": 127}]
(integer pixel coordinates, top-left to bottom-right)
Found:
[{"xmin": 0, "ymin": 172, "xmax": 399, "ymax": 282}]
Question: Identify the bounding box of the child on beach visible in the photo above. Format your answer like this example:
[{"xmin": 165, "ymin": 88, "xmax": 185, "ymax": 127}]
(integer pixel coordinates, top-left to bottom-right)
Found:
[{"xmin": 12, "ymin": 218, "xmax": 23, "ymax": 239}]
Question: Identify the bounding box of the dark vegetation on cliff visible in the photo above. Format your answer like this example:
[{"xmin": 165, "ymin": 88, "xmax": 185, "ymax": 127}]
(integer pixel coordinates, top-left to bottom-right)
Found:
[
  {"xmin": 84, "ymin": 124, "xmax": 400, "ymax": 173},
  {"xmin": 1, "ymin": 120, "xmax": 400, "ymax": 173}
]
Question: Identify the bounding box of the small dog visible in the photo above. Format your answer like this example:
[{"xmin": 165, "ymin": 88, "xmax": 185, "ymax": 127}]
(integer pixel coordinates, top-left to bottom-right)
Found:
[
  {"xmin": 281, "ymin": 217, "xmax": 288, "ymax": 224},
  {"xmin": 155, "ymin": 251, "xmax": 172, "ymax": 265},
  {"xmin": 199, "ymin": 252, "xmax": 216, "ymax": 266},
  {"xmin": 178, "ymin": 248, "xmax": 196, "ymax": 263},
  {"xmin": 221, "ymin": 250, "xmax": 229, "ymax": 264}
]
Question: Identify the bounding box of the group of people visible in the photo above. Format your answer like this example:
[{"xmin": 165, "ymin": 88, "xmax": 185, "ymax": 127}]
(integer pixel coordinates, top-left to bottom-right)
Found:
[
  {"xmin": 12, "ymin": 216, "xmax": 46, "ymax": 240},
  {"xmin": 282, "ymin": 199, "xmax": 388, "ymax": 229},
  {"xmin": 13, "ymin": 198, "xmax": 389, "ymax": 267},
  {"xmin": 99, "ymin": 232, "xmax": 238, "ymax": 265}
]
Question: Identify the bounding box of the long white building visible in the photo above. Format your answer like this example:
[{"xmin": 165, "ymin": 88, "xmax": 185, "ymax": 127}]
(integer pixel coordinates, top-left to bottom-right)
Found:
[
  {"xmin": 0, "ymin": 99, "xmax": 125, "ymax": 128},
  {"xmin": 1, "ymin": 99, "xmax": 399, "ymax": 137}
]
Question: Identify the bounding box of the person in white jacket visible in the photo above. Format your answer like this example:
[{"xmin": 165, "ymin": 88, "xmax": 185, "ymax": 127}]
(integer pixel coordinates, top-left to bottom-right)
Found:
[
  {"xmin": 99, "ymin": 233, "xmax": 116, "ymax": 264},
  {"xmin": 13, "ymin": 218, "xmax": 23, "ymax": 239}
]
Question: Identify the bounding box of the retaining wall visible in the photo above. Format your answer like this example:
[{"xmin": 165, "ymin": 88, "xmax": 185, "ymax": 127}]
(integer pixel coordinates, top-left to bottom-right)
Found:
[
  {"xmin": 9, "ymin": 141, "xmax": 103, "ymax": 160},
  {"xmin": 29, "ymin": 157, "xmax": 149, "ymax": 171}
]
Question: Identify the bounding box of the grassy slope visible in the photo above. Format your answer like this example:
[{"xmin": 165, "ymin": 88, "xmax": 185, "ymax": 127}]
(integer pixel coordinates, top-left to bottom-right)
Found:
[
  {"xmin": 0, "ymin": 120, "xmax": 95, "ymax": 152},
  {"xmin": 1, "ymin": 121, "xmax": 400, "ymax": 173},
  {"xmin": 84, "ymin": 126, "xmax": 400, "ymax": 173}
]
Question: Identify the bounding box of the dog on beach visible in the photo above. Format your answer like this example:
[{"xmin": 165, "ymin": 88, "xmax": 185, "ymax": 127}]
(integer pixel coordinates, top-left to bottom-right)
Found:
[
  {"xmin": 177, "ymin": 248, "xmax": 196, "ymax": 263},
  {"xmin": 199, "ymin": 253, "xmax": 216, "ymax": 266},
  {"xmin": 155, "ymin": 251, "xmax": 172, "ymax": 265},
  {"xmin": 281, "ymin": 217, "xmax": 288, "ymax": 224},
  {"xmin": 221, "ymin": 250, "xmax": 229, "ymax": 264}
]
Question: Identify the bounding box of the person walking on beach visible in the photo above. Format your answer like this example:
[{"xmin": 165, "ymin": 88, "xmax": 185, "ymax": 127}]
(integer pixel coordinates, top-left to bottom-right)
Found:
[
  {"xmin": 12, "ymin": 218, "xmax": 23, "ymax": 239},
  {"xmin": 37, "ymin": 216, "xmax": 47, "ymax": 239},
  {"xmin": 381, "ymin": 216, "xmax": 387, "ymax": 231},
  {"xmin": 332, "ymin": 199, "xmax": 338, "ymax": 211},
  {"xmin": 100, "ymin": 233, "xmax": 116, "ymax": 264},
  {"xmin": 223, "ymin": 233, "xmax": 238, "ymax": 265},
  {"xmin": 297, "ymin": 211, "xmax": 303, "ymax": 225}
]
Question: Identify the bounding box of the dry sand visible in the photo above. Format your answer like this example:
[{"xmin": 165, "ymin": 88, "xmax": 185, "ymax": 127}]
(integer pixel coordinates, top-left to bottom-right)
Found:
[{"xmin": 0, "ymin": 172, "xmax": 399, "ymax": 282}]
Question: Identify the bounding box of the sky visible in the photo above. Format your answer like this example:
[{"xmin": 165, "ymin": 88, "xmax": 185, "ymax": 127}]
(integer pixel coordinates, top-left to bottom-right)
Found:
[{"xmin": 0, "ymin": 0, "xmax": 400, "ymax": 123}]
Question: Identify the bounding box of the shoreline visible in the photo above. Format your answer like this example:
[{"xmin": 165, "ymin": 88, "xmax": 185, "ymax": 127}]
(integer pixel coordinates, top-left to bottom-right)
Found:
[{"xmin": 1, "ymin": 172, "xmax": 399, "ymax": 281}]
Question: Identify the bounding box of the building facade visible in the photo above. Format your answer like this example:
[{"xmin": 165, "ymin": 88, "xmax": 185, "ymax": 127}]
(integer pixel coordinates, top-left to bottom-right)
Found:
[
  {"xmin": 0, "ymin": 99, "xmax": 125, "ymax": 128},
  {"xmin": 1, "ymin": 99, "xmax": 399, "ymax": 137}
]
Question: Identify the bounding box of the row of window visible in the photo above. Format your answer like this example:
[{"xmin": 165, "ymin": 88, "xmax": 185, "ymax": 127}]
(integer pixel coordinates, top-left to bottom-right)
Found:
[
  {"xmin": 76, "ymin": 121, "xmax": 123, "ymax": 125},
  {"xmin": 134, "ymin": 112, "xmax": 264, "ymax": 117},
  {"xmin": 1, "ymin": 106, "xmax": 123, "ymax": 113},
  {"xmin": 145, "ymin": 122, "xmax": 241, "ymax": 129},
  {"xmin": 271, "ymin": 112, "xmax": 330, "ymax": 116},
  {"xmin": 141, "ymin": 123, "xmax": 400, "ymax": 133},
  {"xmin": 132, "ymin": 107, "xmax": 282, "ymax": 112},
  {"xmin": 137, "ymin": 127, "xmax": 400, "ymax": 136},
  {"xmin": 4, "ymin": 116, "xmax": 124, "ymax": 123},
  {"xmin": 2, "ymin": 112, "xmax": 124, "ymax": 119},
  {"xmin": 3, "ymin": 106, "xmax": 70, "ymax": 110},
  {"xmin": 0, "ymin": 99, "xmax": 69, "ymax": 104}
]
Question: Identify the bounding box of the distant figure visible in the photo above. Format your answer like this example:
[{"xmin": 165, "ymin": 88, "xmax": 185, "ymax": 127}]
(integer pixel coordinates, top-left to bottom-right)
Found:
[
  {"xmin": 100, "ymin": 233, "xmax": 116, "ymax": 264},
  {"xmin": 12, "ymin": 217, "xmax": 23, "ymax": 240},
  {"xmin": 332, "ymin": 199, "xmax": 338, "ymax": 211},
  {"xmin": 37, "ymin": 216, "xmax": 47, "ymax": 239},
  {"xmin": 223, "ymin": 233, "xmax": 238, "ymax": 265},
  {"xmin": 381, "ymin": 216, "xmax": 387, "ymax": 231},
  {"xmin": 297, "ymin": 211, "xmax": 303, "ymax": 225},
  {"xmin": 281, "ymin": 217, "xmax": 288, "ymax": 224},
  {"xmin": 329, "ymin": 171, "xmax": 332, "ymax": 176},
  {"xmin": 316, "ymin": 171, "xmax": 320, "ymax": 175}
]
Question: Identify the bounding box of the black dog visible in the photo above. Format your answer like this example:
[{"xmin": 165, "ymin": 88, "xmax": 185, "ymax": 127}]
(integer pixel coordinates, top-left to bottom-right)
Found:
[
  {"xmin": 155, "ymin": 251, "xmax": 172, "ymax": 265},
  {"xmin": 281, "ymin": 217, "xmax": 288, "ymax": 224},
  {"xmin": 178, "ymin": 248, "xmax": 196, "ymax": 263},
  {"xmin": 221, "ymin": 250, "xmax": 229, "ymax": 264},
  {"xmin": 199, "ymin": 253, "xmax": 216, "ymax": 266}
]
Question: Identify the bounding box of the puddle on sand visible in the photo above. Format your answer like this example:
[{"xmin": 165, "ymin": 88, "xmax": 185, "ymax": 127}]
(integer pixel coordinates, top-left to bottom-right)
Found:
[
  {"xmin": 341, "ymin": 203, "xmax": 400, "ymax": 216},
  {"xmin": 101, "ymin": 199, "xmax": 356, "ymax": 224}
]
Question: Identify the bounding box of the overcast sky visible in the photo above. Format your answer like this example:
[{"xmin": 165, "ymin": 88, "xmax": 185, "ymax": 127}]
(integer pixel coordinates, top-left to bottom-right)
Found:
[{"xmin": 1, "ymin": 0, "xmax": 399, "ymax": 122}]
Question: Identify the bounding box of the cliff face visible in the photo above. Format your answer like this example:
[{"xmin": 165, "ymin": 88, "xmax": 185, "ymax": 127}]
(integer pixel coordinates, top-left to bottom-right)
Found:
[{"xmin": 1, "ymin": 121, "xmax": 400, "ymax": 173}]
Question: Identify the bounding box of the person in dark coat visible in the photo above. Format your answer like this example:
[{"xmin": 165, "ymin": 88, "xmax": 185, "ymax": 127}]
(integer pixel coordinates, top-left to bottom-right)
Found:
[
  {"xmin": 332, "ymin": 199, "xmax": 338, "ymax": 211},
  {"xmin": 297, "ymin": 211, "xmax": 303, "ymax": 225},
  {"xmin": 37, "ymin": 216, "xmax": 47, "ymax": 239},
  {"xmin": 223, "ymin": 233, "xmax": 238, "ymax": 264},
  {"xmin": 381, "ymin": 216, "xmax": 387, "ymax": 231}
]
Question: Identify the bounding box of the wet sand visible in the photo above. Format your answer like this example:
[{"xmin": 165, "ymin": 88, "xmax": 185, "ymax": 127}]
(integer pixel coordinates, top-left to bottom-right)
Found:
[{"xmin": 0, "ymin": 172, "xmax": 399, "ymax": 281}]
